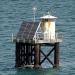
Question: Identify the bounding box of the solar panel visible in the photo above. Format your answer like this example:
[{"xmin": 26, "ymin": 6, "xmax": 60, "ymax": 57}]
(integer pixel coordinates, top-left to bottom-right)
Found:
[{"xmin": 17, "ymin": 21, "xmax": 39, "ymax": 41}]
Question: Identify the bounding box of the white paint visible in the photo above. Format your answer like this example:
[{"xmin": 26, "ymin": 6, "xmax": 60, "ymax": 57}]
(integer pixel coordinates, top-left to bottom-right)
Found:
[
  {"xmin": 12, "ymin": 33, "xmax": 13, "ymax": 42},
  {"xmin": 40, "ymin": 15, "xmax": 57, "ymax": 41},
  {"xmin": 40, "ymin": 15, "xmax": 57, "ymax": 19}
]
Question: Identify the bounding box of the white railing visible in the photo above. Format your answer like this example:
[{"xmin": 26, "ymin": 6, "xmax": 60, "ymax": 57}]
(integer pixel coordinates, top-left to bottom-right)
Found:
[
  {"xmin": 12, "ymin": 32, "xmax": 63, "ymax": 43},
  {"xmin": 55, "ymin": 32, "xmax": 63, "ymax": 41},
  {"xmin": 34, "ymin": 32, "xmax": 63, "ymax": 43}
]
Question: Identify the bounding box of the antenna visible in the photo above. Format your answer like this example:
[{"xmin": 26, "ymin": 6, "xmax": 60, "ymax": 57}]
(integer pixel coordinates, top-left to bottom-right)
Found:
[
  {"xmin": 33, "ymin": 7, "xmax": 37, "ymax": 22},
  {"xmin": 12, "ymin": 33, "xmax": 13, "ymax": 42},
  {"xmin": 47, "ymin": 11, "xmax": 51, "ymax": 15}
]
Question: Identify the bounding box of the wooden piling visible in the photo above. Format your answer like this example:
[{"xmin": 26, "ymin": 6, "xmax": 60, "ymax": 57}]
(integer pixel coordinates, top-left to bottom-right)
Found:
[
  {"xmin": 31, "ymin": 45, "xmax": 33, "ymax": 64},
  {"xmin": 53, "ymin": 43, "xmax": 59, "ymax": 68},
  {"xmin": 15, "ymin": 42, "xmax": 21, "ymax": 67},
  {"xmin": 15, "ymin": 42, "xmax": 60, "ymax": 68},
  {"xmin": 28, "ymin": 45, "xmax": 31, "ymax": 64},
  {"xmin": 34, "ymin": 44, "xmax": 40, "ymax": 68},
  {"xmin": 26, "ymin": 44, "xmax": 32, "ymax": 65}
]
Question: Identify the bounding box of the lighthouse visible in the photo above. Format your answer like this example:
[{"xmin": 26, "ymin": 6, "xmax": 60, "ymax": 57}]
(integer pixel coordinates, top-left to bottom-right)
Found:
[
  {"xmin": 40, "ymin": 14, "xmax": 57, "ymax": 42},
  {"xmin": 33, "ymin": 14, "xmax": 60, "ymax": 43},
  {"xmin": 14, "ymin": 12, "xmax": 62, "ymax": 68}
]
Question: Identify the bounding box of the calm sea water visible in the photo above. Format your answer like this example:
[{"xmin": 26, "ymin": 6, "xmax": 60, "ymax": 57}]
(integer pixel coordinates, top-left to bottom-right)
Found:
[{"xmin": 0, "ymin": 0, "xmax": 75, "ymax": 75}]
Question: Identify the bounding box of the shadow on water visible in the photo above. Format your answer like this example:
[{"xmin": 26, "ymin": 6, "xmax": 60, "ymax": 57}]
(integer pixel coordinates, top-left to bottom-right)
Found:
[
  {"xmin": 0, "ymin": 66, "xmax": 60, "ymax": 75},
  {"xmin": 15, "ymin": 68, "xmax": 57, "ymax": 75}
]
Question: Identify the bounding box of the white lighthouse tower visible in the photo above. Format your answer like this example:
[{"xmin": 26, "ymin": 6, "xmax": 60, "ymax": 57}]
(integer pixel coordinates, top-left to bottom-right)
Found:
[
  {"xmin": 33, "ymin": 13, "xmax": 62, "ymax": 43},
  {"xmin": 40, "ymin": 14, "xmax": 57, "ymax": 42}
]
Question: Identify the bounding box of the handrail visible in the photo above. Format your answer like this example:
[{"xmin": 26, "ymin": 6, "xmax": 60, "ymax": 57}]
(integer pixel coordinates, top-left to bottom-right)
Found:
[
  {"xmin": 34, "ymin": 31, "xmax": 63, "ymax": 42},
  {"xmin": 13, "ymin": 31, "xmax": 63, "ymax": 43}
]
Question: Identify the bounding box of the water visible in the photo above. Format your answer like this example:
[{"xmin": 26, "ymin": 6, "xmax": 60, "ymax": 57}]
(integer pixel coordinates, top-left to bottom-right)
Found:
[{"xmin": 0, "ymin": 0, "xmax": 75, "ymax": 75}]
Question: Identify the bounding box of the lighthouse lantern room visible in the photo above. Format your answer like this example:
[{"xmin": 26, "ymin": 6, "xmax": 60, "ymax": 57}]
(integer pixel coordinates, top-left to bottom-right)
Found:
[
  {"xmin": 40, "ymin": 15, "xmax": 57, "ymax": 40},
  {"xmin": 33, "ymin": 14, "xmax": 61, "ymax": 43}
]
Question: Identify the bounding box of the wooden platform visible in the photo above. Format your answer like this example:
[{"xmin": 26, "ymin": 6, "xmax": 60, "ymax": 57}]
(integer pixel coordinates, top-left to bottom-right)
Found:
[
  {"xmin": 21, "ymin": 65, "xmax": 34, "ymax": 68},
  {"xmin": 35, "ymin": 39, "xmax": 62, "ymax": 43},
  {"xmin": 14, "ymin": 38, "xmax": 62, "ymax": 44}
]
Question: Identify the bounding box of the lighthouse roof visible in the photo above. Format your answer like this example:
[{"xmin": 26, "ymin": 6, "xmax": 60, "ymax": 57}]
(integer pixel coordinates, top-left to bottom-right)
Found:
[
  {"xmin": 40, "ymin": 15, "xmax": 57, "ymax": 19},
  {"xmin": 16, "ymin": 21, "xmax": 39, "ymax": 40}
]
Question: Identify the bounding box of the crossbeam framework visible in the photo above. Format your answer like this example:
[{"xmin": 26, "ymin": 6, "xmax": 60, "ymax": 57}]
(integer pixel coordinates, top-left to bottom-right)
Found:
[{"xmin": 15, "ymin": 42, "xmax": 59, "ymax": 68}]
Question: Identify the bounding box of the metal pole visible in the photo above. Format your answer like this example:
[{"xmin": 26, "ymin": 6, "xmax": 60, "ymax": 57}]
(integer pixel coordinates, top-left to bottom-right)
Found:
[{"xmin": 33, "ymin": 7, "xmax": 37, "ymax": 22}]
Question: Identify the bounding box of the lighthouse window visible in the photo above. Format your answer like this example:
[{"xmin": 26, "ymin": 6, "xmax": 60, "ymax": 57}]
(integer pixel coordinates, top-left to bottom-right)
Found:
[{"xmin": 45, "ymin": 19, "xmax": 48, "ymax": 22}]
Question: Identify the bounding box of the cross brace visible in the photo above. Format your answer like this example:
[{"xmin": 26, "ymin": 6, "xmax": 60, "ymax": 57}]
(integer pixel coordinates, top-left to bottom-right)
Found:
[{"xmin": 40, "ymin": 47, "xmax": 54, "ymax": 65}]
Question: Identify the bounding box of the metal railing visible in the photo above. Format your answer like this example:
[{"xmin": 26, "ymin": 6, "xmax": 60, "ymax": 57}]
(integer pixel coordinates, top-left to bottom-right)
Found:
[
  {"xmin": 12, "ymin": 32, "xmax": 63, "ymax": 43},
  {"xmin": 34, "ymin": 32, "xmax": 63, "ymax": 43}
]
